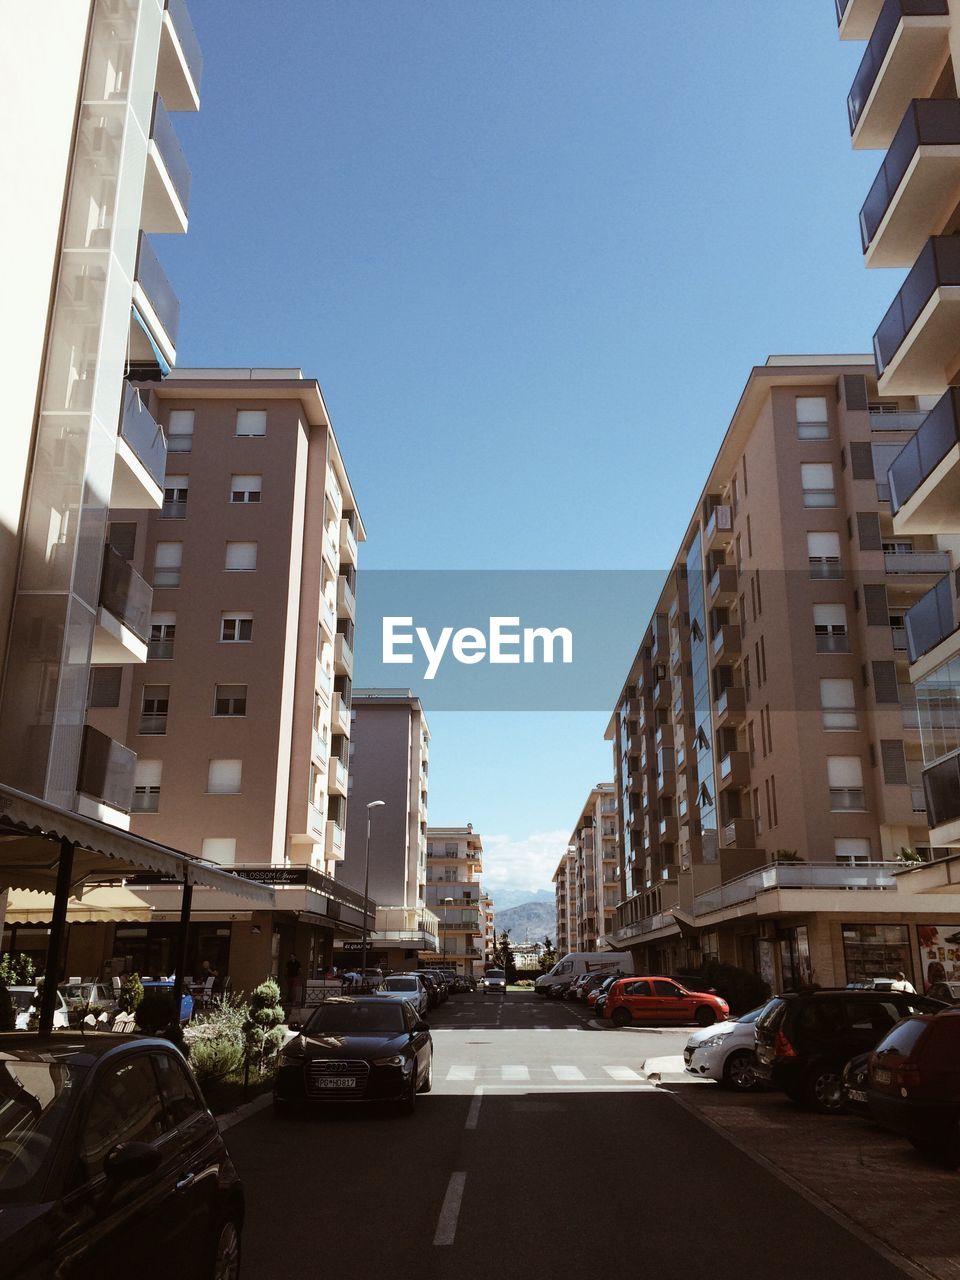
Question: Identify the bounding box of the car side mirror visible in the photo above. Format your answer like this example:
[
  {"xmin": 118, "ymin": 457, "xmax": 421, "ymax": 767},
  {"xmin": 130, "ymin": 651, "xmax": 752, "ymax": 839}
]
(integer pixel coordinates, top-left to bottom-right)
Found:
[
  {"xmin": 287, "ymin": 1020, "xmax": 302, "ymax": 1032},
  {"xmin": 415, "ymin": 1020, "xmax": 430, "ymax": 1032},
  {"xmin": 104, "ymin": 1142, "xmax": 161, "ymax": 1182}
]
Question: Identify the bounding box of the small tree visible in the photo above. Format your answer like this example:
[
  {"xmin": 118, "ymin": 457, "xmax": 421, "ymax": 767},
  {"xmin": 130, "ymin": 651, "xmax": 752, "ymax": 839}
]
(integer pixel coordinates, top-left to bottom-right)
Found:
[
  {"xmin": 243, "ymin": 979, "xmax": 286, "ymax": 1071},
  {"xmin": 898, "ymin": 846, "xmax": 924, "ymax": 865},
  {"xmin": 493, "ymin": 930, "xmax": 518, "ymax": 985},
  {"xmin": 540, "ymin": 936, "xmax": 558, "ymax": 972},
  {"xmin": 0, "ymin": 953, "xmax": 35, "ymax": 987},
  {"xmin": 118, "ymin": 973, "xmax": 144, "ymax": 1014},
  {"xmin": 772, "ymin": 850, "xmax": 804, "ymax": 864}
]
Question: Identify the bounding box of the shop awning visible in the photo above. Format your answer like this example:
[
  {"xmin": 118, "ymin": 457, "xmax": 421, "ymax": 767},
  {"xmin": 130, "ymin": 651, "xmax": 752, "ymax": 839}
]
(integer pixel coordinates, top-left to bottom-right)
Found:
[{"xmin": 4, "ymin": 886, "xmax": 153, "ymax": 925}]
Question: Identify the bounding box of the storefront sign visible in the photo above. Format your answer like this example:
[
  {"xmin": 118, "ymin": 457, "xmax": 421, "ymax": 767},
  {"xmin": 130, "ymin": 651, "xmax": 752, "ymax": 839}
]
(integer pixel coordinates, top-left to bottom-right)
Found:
[{"xmin": 916, "ymin": 924, "xmax": 960, "ymax": 990}]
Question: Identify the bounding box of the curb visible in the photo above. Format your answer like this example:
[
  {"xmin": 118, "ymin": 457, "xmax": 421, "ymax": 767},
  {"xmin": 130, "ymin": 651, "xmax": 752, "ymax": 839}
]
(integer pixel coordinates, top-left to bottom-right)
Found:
[{"xmin": 217, "ymin": 1090, "xmax": 273, "ymax": 1134}]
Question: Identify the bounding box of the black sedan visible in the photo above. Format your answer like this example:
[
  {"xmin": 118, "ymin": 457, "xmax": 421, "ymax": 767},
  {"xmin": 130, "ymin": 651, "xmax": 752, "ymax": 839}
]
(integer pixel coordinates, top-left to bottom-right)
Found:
[
  {"xmin": 0, "ymin": 1032, "xmax": 243, "ymax": 1279},
  {"xmin": 274, "ymin": 996, "xmax": 433, "ymax": 1116}
]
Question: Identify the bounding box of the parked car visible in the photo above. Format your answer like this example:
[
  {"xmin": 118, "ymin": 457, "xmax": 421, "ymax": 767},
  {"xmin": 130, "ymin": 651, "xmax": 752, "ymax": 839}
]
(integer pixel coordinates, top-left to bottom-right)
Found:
[
  {"xmin": 482, "ymin": 969, "xmax": 506, "ymax": 994},
  {"xmin": 0, "ymin": 1031, "xmax": 244, "ymax": 1278},
  {"xmin": 58, "ymin": 981, "xmax": 118, "ymax": 1027},
  {"xmin": 866, "ymin": 1009, "xmax": 960, "ymax": 1165},
  {"xmin": 534, "ymin": 952, "xmax": 633, "ymax": 998},
  {"xmin": 590, "ymin": 974, "xmax": 621, "ymax": 1018},
  {"xmin": 926, "ymin": 981, "xmax": 960, "ymax": 1006},
  {"xmin": 668, "ymin": 973, "xmax": 718, "ymax": 995},
  {"xmin": 684, "ymin": 1001, "xmax": 775, "ymax": 1090},
  {"xmin": 419, "ymin": 970, "xmax": 449, "ymax": 1002},
  {"xmin": 435, "ymin": 969, "xmax": 465, "ymax": 993},
  {"xmin": 378, "ymin": 975, "xmax": 429, "ymax": 1018},
  {"xmin": 604, "ymin": 977, "xmax": 729, "ymax": 1028},
  {"xmin": 410, "ymin": 972, "xmax": 440, "ymax": 1009},
  {"xmin": 840, "ymin": 1051, "xmax": 872, "ymax": 1116},
  {"xmin": 755, "ymin": 988, "xmax": 944, "ymax": 1114},
  {"xmin": 275, "ymin": 996, "xmax": 433, "ymax": 1115},
  {"xmin": 8, "ymin": 987, "xmax": 69, "ymax": 1031}
]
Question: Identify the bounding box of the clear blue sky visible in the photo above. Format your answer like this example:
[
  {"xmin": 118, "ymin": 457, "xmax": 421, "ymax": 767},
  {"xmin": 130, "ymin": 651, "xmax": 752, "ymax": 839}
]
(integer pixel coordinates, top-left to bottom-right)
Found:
[{"xmin": 167, "ymin": 2, "xmax": 898, "ymax": 899}]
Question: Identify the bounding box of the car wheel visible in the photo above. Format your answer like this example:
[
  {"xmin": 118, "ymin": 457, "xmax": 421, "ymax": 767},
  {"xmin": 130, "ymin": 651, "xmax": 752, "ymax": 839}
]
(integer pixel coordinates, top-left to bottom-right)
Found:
[
  {"xmin": 211, "ymin": 1214, "xmax": 242, "ymax": 1280},
  {"xmin": 805, "ymin": 1066, "xmax": 845, "ymax": 1114},
  {"xmin": 722, "ymin": 1049, "xmax": 758, "ymax": 1092},
  {"xmin": 399, "ymin": 1071, "xmax": 418, "ymax": 1115},
  {"xmin": 612, "ymin": 1008, "xmax": 631, "ymax": 1028},
  {"xmin": 418, "ymin": 1053, "xmax": 433, "ymax": 1094},
  {"xmin": 695, "ymin": 1006, "xmax": 716, "ymax": 1027}
]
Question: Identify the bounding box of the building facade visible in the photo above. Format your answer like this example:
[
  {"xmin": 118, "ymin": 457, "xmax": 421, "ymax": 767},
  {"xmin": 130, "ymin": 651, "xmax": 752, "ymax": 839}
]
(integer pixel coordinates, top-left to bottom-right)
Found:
[
  {"xmin": 553, "ymin": 847, "xmax": 577, "ymax": 957},
  {"xmin": 564, "ymin": 784, "xmax": 621, "ymax": 952},
  {"xmin": 606, "ymin": 355, "xmax": 960, "ymax": 993},
  {"xmin": 424, "ymin": 826, "xmax": 486, "ymax": 977}
]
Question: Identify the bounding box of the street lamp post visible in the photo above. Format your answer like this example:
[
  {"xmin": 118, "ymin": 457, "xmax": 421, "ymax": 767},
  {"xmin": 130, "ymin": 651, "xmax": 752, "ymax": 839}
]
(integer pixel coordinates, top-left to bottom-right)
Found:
[{"xmin": 360, "ymin": 800, "xmax": 385, "ymax": 988}]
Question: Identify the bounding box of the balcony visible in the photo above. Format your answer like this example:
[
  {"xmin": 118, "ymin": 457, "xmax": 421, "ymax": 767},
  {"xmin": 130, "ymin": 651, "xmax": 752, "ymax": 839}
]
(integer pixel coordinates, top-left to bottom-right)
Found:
[
  {"xmin": 715, "ymin": 684, "xmax": 747, "ymax": 728},
  {"xmin": 373, "ymin": 906, "xmax": 440, "ymax": 951},
  {"xmin": 311, "ymin": 729, "xmax": 328, "ymax": 766},
  {"xmin": 319, "ymin": 593, "xmax": 337, "ymax": 639},
  {"xmin": 861, "ymin": 100, "xmax": 960, "ymax": 266},
  {"xmin": 325, "ymin": 820, "xmax": 345, "ymax": 861},
  {"xmin": 721, "ymin": 816, "xmax": 756, "ymax": 848},
  {"xmin": 718, "ymin": 751, "xmax": 750, "ymax": 790},
  {"xmin": 658, "ymin": 814, "xmax": 678, "ymax": 843},
  {"xmin": 158, "ymin": 0, "xmax": 203, "ymax": 111},
  {"xmin": 132, "ymin": 234, "xmax": 179, "ymax": 369},
  {"xmin": 873, "ymin": 237, "xmax": 960, "ymax": 395},
  {"xmin": 142, "ymin": 95, "xmax": 191, "ymax": 234},
  {"xmin": 905, "ymin": 571, "xmax": 960, "ymax": 661},
  {"xmin": 892, "ymin": 624, "xmax": 909, "ymax": 651},
  {"xmin": 704, "ymin": 504, "xmax": 733, "ymax": 553},
  {"xmin": 653, "ymin": 678, "xmax": 671, "ymax": 709},
  {"xmin": 691, "ymin": 862, "xmax": 898, "ymax": 916},
  {"xmin": 331, "ymin": 692, "xmax": 350, "ymax": 736},
  {"xmin": 830, "ymin": 787, "xmax": 868, "ymax": 811},
  {"xmin": 836, "ymin": 0, "xmax": 886, "ymax": 38},
  {"xmin": 113, "ymin": 385, "xmax": 166, "ymax": 509},
  {"xmin": 340, "ymin": 519, "xmax": 359, "ymax": 566},
  {"xmin": 93, "ymin": 547, "xmax": 152, "ymax": 664},
  {"xmin": 334, "ymin": 632, "xmax": 354, "ymax": 678},
  {"xmin": 923, "ymin": 751, "xmax": 960, "ymax": 835},
  {"xmin": 847, "ymin": 0, "xmax": 950, "ymax": 149},
  {"xmin": 77, "ymin": 726, "xmax": 136, "ymax": 821},
  {"xmin": 870, "ymin": 410, "xmax": 930, "ymax": 431},
  {"xmin": 656, "ymin": 760, "xmax": 676, "ymax": 797},
  {"xmin": 654, "ymin": 722, "xmax": 674, "ymax": 750},
  {"xmin": 708, "ymin": 564, "xmax": 738, "ymax": 607},
  {"xmin": 322, "ymin": 526, "xmax": 340, "ymax": 573},
  {"xmin": 327, "ymin": 755, "xmax": 348, "ymax": 797},
  {"xmin": 890, "ymin": 549, "xmax": 955, "ymax": 580},
  {"xmin": 890, "ymin": 386, "xmax": 960, "ymax": 531},
  {"xmin": 337, "ymin": 576, "xmax": 356, "ymax": 621},
  {"xmin": 711, "ymin": 624, "xmax": 741, "ymax": 664}
]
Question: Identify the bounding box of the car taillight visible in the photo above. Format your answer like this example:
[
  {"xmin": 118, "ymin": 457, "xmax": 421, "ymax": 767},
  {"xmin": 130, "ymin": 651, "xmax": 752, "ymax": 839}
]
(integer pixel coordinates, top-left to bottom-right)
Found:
[{"xmin": 773, "ymin": 1030, "xmax": 796, "ymax": 1058}]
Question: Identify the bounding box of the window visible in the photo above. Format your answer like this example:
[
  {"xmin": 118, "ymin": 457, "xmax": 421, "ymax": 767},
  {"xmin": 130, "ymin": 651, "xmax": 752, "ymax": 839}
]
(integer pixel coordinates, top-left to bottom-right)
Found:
[
  {"xmin": 139, "ymin": 685, "xmax": 169, "ymax": 735},
  {"xmin": 161, "ymin": 476, "xmax": 188, "ymax": 519},
  {"xmin": 652, "ymin": 980, "xmax": 678, "ymax": 998},
  {"xmin": 148, "ymin": 611, "xmax": 176, "ymax": 660},
  {"xmin": 153, "ymin": 542, "xmax": 182, "ymax": 588},
  {"xmin": 764, "ymin": 703, "xmax": 773, "ymax": 751},
  {"xmin": 814, "ymin": 603, "xmax": 849, "ymax": 652},
  {"xmin": 796, "ymin": 396, "xmax": 829, "ymax": 439},
  {"xmin": 166, "ymin": 409, "xmax": 194, "ymax": 453},
  {"xmin": 310, "ymin": 763, "xmax": 324, "ymax": 809},
  {"xmin": 735, "ymin": 534, "xmax": 743, "ymax": 573},
  {"xmin": 230, "ymin": 474, "xmax": 262, "ymax": 503},
  {"xmin": 108, "ymin": 522, "xmax": 136, "ymax": 561},
  {"xmin": 872, "ymin": 442, "xmax": 903, "ymax": 502},
  {"xmin": 759, "ymin": 637, "xmax": 767, "ymax": 683},
  {"xmin": 224, "ymin": 541, "xmax": 257, "ymax": 571},
  {"xmin": 765, "ymin": 777, "xmax": 772, "ymax": 829},
  {"xmin": 827, "ymin": 756, "xmax": 866, "ymax": 811},
  {"xmin": 801, "ymin": 463, "xmax": 836, "ymax": 507},
  {"xmin": 755, "ymin": 572, "xmax": 763, "ymax": 616},
  {"xmin": 154, "ymin": 1052, "xmax": 203, "ymax": 1126},
  {"xmin": 770, "ymin": 774, "xmax": 779, "ymax": 827},
  {"xmin": 78, "ymin": 1057, "xmax": 166, "ymax": 1182},
  {"xmin": 220, "ymin": 612, "xmax": 253, "ymax": 642},
  {"xmin": 89, "ymin": 666, "xmax": 122, "ymax": 708},
  {"xmin": 200, "ymin": 837, "xmax": 237, "ymax": 865},
  {"xmin": 207, "ymin": 759, "xmax": 242, "ymax": 794},
  {"xmin": 748, "ymin": 720, "xmax": 756, "ymax": 767},
  {"xmin": 808, "ymin": 531, "xmax": 842, "ymax": 579},
  {"xmin": 236, "ymin": 410, "xmax": 266, "ymax": 437},
  {"xmin": 746, "ymin": 513, "xmax": 752, "ymax": 558},
  {"xmin": 842, "ymin": 923, "xmax": 911, "ymax": 985},
  {"xmin": 214, "ymin": 684, "xmax": 247, "ymax": 716},
  {"xmin": 821, "ymin": 678, "xmax": 857, "ymax": 729},
  {"xmin": 835, "ymin": 837, "xmax": 871, "ymax": 866},
  {"xmin": 753, "ymin": 787, "xmax": 762, "ymax": 834},
  {"xmin": 131, "ymin": 760, "xmax": 161, "ymax": 813}
]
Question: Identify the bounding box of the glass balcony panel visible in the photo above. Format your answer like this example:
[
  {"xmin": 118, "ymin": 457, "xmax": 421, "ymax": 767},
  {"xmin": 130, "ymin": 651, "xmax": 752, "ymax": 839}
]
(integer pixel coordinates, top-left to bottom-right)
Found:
[
  {"xmin": 119, "ymin": 384, "xmax": 166, "ymax": 488},
  {"xmin": 77, "ymin": 725, "xmax": 136, "ymax": 812},
  {"xmin": 905, "ymin": 572, "xmax": 959, "ymax": 661},
  {"xmin": 151, "ymin": 95, "xmax": 192, "ymax": 212},
  {"xmin": 860, "ymin": 100, "xmax": 960, "ymax": 250},
  {"xmin": 848, "ymin": 0, "xmax": 950, "ymax": 134},
  {"xmin": 99, "ymin": 546, "xmax": 152, "ymax": 642},
  {"xmin": 135, "ymin": 233, "xmax": 180, "ymax": 346}
]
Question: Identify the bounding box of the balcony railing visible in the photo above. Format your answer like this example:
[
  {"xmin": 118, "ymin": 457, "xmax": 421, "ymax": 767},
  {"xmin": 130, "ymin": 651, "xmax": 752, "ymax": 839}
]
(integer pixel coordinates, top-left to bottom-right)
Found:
[
  {"xmin": 692, "ymin": 862, "xmax": 899, "ymax": 916},
  {"xmin": 830, "ymin": 787, "xmax": 867, "ymax": 811},
  {"xmin": 847, "ymin": 0, "xmax": 949, "ymax": 135},
  {"xmin": 99, "ymin": 546, "xmax": 152, "ymax": 643},
  {"xmin": 136, "ymin": 233, "xmax": 180, "ymax": 347},
  {"xmin": 889, "ymin": 387, "xmax": 960, "ymax": 514},
  {"xmin": 874, "ymin": 237, "xmax": 960, "ymax": 379},
  {"xmin": 147, "ymin": 637, "xmax": 174, "ymax": 660},
  {"xmin": 809, "ymin": 557, "xmax": 843, "ymax": 580},
  {"xmin": 861, "ymin": 100, "xmax": 960, "ymax": 251},
  {"xmin": 905, "ymin": 571, "xmax": 959, "ymax": 661},
  {"xmin": 884, "ymin": 549, "xmax": 951, "ymax": 574},
  {"xmin": 923, "ymin": 750, "xmax": 960, "ymax": 828},
  {"xmin": 119, "ymin": 384, "xmax": 166, "ymax": 488},
  {"xmin": 165, "ymin": 0, "xmax": 204, "ymax": 91},
  {"xmin": 151, "ymin": 95, "xmax": 192, "ymax": 213},
  {"xmin": 870, "ymin": 410, "xmax": 929, "ymax": 431},
  {"xmin": 815, "ymin": 632, "xmax": 851, "ymax": 653},
  {"xmin": 77, "ymin": 726, "xmax": 136, "ymax": 812}
]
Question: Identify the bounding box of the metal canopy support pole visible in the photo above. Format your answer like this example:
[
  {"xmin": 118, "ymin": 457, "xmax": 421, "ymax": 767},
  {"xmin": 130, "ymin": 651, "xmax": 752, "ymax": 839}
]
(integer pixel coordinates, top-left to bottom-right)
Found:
[
  {"xmin": 360, "ymin": 810, "xmax": 372, "ymax": 985},
  {"xmin": 39, "ymin": 837, "xmax": 74, "ymax": 1035},
  {"xmin": 169, "ymin": 877, "xmax": 193, "ymax": 1036}
]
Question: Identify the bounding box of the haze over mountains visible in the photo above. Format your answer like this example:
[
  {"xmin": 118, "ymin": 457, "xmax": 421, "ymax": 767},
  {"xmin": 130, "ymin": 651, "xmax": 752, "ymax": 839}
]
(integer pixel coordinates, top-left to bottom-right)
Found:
[{"xmin": 494, "ymin": 899, "xmax": 556, "ymax": 944}]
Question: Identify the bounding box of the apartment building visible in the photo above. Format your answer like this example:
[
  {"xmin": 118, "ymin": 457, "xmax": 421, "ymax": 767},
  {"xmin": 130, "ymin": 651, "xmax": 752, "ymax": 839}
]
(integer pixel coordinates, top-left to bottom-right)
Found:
[
  {"xmin": 340, "ymin": 689, "xmax": 439, "ymax": 970},
  {"xmin": 424, "ymin": 826, "xmax": 486, "ymax": 977},
  {"xmin": 0, "ymin": 0, "xmax": 201, "ymax": 822},
  {"xmin": 605, "ymin": 355, "xmax": 960, "ymax": 993},
  {"xmin": 482, "ymin": 893, "xmax": 496, "ymax": 962},
  {"xmin": 73, "ymin": 368, "xmax": 370, "ymax": 990},
  {"xmin": 564, "ymin": 784, "xmax": 621, "ymax": 952},
  {"xmin": 836, "ymin": 2, "xmax": 960, "ymax": 906},
  {"xmin": 553, "ymin": 847, "xmax": 577, "ymax": 957}
]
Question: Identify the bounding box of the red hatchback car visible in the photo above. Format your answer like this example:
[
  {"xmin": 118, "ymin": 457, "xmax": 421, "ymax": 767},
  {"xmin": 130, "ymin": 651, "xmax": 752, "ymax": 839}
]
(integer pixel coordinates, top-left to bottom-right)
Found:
[{"xmin": 604, "ymin": 977, "xmax": 729, "ymax": 1027}]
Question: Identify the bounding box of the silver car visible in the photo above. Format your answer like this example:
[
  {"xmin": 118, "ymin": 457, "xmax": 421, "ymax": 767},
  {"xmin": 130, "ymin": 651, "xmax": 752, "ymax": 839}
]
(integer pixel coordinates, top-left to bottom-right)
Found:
[{"xmin": 378, "ymin": 975, "xmax": 429, "ymax": 1018}]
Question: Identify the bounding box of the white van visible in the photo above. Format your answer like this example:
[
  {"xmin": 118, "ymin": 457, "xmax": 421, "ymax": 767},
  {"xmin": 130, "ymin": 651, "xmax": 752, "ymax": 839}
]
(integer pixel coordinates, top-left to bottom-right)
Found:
[{"xmin": 535, "ymin": 952, "xmax": 634, "ymax": 997}]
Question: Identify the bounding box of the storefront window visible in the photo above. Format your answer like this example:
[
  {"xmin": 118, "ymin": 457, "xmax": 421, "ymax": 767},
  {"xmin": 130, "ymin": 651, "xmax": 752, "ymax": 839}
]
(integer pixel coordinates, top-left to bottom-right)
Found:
[
  {"xmin": 916, "ymin": 924, "xmax": 960, "ymax": 992},
  {"xmin": 778, "ymin": 926, "xmax": 813, "ymax": 991},
  {"xmin": 842, "ymin": 924, "xmax": 911, "ymax": 985}
]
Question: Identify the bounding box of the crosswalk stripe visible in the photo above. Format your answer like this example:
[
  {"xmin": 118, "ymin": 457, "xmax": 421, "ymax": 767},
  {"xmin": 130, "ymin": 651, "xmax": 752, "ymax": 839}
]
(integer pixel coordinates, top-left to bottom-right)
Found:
[
  {"xmin": 447, "ymin": 1065, "xmax": 476, "ymax": 1081},
  {"xmin": 551, "ymin": 1065, "xmax": 585, "ymax": 1081},
  {"xmin": 566, "ymin": 1026, "xmax": 585, "ymax": 1032},
  {"xmin": 502, "ymin": 1065, "xmax": 530, "ymax": 1081},
  {"xmin": 604, "ymin": 1065, "xmax": 643, "ymax": 1081}
]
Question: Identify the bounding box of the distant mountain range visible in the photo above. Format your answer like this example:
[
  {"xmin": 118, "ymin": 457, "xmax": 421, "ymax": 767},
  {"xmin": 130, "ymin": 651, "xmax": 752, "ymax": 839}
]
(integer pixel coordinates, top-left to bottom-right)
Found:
[
  {"xmin": 494, "ymin": 899, "xmax": 556, "ymax": 945},
  {"xmin": 490, "ymin": 887, "xmax": 553, "ymax": 911}
]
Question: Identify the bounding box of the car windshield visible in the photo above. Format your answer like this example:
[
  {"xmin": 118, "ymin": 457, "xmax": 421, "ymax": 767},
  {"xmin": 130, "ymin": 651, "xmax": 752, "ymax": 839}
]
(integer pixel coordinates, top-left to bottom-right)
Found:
[
  {"xmin": 304, "ymin": 1002, "xmax": 406, "ymax": 1035},
  {"xmin": 383, "ymin": 979, "xmax": 418, "ymax": 991},
  {"xmin": 875, "ymin": 1019, "xmax": 928, "ymax": 1056},
  {"xmin": 735, "ymin": 1003, "xmax": 772, "ymax": 1025},
  {"xmin": 487, "ymin": 971, "xmax": 505, "ymax": 979},
  {"xmin": 0, "ymin": 1058, "xmax": 79, "ymax": 1203},
  {"xmin": 8, "ymin": 992, "xmax": 36, "ymax": 1012}
]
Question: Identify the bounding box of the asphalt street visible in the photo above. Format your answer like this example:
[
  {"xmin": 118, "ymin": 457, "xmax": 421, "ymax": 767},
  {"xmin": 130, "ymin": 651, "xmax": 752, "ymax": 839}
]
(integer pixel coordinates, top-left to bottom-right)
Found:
[{"xmin": 224, "ymin": 992, "xmax": 908, "ymax": 1279}]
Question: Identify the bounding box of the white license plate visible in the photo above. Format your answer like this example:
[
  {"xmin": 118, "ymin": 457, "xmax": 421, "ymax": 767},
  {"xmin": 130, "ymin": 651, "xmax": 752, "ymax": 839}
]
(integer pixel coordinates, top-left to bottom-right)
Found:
[
  {"xmin": 873, "ymin": 1069, "xmax": 891, "ymax": 1085},
  {"xmin": 317, "ymin": 1077, "xmax": 356, "ymax": 1089},
  {"xmin": 847, "ymin": 1088, "xmax": 867, "ymax": 1103}
]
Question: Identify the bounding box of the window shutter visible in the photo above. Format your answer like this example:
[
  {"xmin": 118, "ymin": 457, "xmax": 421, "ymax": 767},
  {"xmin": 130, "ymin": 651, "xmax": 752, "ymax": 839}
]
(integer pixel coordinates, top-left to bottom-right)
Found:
[
  {"xmin": 134, "ymin": 760, "xmax": 162, "ymax": 787},
  {"xmin": 880, "ymin": 739, "xmax": 908, "ymax": 785},
  {"xmin": 807, "ymin": 532, "xmax": 841, "ymax": 558},
  {"xmin": 857, "ymin": 512, "xmax": 882, "ymax": 550},
  {"xmin": 820, "ymin": 678, "xmax": 855, "ymax": 709},
  {"xmin": 850, "ymin": 443, "xmax": 875, "ymax": 480},
  {"xmin": 842, "ymin": 375, "xmax": 868, "ymax": 411},
  {"xmin": 154, "ymin": 542, "xmax": 182, "ymax": 569},
  {"xmin": 801, "ymin": 463, "xmax": 834, "ymax": 491},
  {"xmin": 207, "ymin": 759, "xmax": 242, "ymax": 794},
  {"xmin": 827, "ymin": 756, "xmax": 863, "ymax": 788},
  {"xmin": 863, "ymin": 582, "xmax": 889, "ymax": 624},
  {"xmin": 236, "ymin": 411, "xmax": 266, "ymax": 437},
  {"xmin": 89, "ymin": 666, "xmax": 122, "ymax": 707},
  {"xmin": 225, "ymin": 541, "xmax": 258, "ymax": 571},
  {"xmin": 813, "ymin": 603, "xmax": 847, "ymax": 627},
  {"xmin": 871, "ymin": 660, "xmax": 900, "ymax": 703}
]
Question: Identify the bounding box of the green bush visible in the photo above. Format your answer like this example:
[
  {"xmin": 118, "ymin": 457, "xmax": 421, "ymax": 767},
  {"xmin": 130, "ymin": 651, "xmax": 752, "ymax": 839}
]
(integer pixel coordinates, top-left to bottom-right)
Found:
[
  {"xmin": 188, "ymin": 1031, "xmax": 244, "ymax": 1084},
  {"xmin": 0, "ymin": 953, "xmax": 35, "ymax": 987},
  {"xmin": 0, "ymin": 984, "xmax": 14, "ymax": 1032},
  {"xmin": 135, "ymin": 991, "xmax": 175, "ymax": 1035},
  {"xmin": 696, "ymin": 960, "xmax": 771, "ymax": 1016},
  {"xmin": 118, "ymin": 973, "xmax": 144, "ymax": 1014},
  {"xmin": 243, "ymin": 979, "xmax": 285, "ymax": 1068}
]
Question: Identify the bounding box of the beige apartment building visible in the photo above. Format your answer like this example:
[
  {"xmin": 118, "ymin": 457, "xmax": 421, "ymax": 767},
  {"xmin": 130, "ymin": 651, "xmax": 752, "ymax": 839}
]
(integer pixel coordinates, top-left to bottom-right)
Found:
[
  {"xmin": 424, "ymin": 826, "xmax": 486, "ymax": 977},
  {"xmin": 563, "ymin": 783, "xmax": 621, "ymax": 953},
  {"xmin": 605, "ymin": 355, "xmax": 960, "ymax": 994},
  {"xmin": 340, "ymin": 689, "xmax": 439, "ymax": 971},
  {"xmin": 553, "ymin": 847, "xmax": 577, "ymax": 957},
  {"xmin": 482, "ymin": 893, "xmax": 496, "ymax": 962}
]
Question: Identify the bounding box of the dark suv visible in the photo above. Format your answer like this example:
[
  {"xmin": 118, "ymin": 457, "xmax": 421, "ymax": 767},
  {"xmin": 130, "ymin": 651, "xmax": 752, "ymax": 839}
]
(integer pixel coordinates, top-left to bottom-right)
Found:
[
  {"xmin": 755, "ymin": 989, "xmax": 943, "ymax": 1113},
  {"xmin": 866, "ymin": 1009, "xmax": 960, "ymax": 1165}
]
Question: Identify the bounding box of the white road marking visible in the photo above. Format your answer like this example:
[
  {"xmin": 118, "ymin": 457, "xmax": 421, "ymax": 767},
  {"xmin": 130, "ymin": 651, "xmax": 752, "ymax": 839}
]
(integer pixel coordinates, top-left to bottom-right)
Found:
[
  {"xmin": 566, "ymin": 1026, "xmax": 585, "ymax": 1032},
  {"xmin": 604, "ymin": 1065, "xmax": 644, "ymax": 1081},
  {"xmin": 447, "ymin": 1065, "xmax": 476, "ymax": 1082},
  {"xmin": 434, "ymin": 1172, "xmax": 467, "ymax": 1246},
  {"xmin": 465, "ymin": 1086, "xmax": 483, "ymax": 1130},
  {"xmin": 552, "ymin": 1065, "xmax": 585, "ymax": 1081},
  {"xmin": 534, "ymin": 1027, "xmax": 551, "ymax": 1032},
  {"xmin": 502, "ymin": 1065, "xmax": 530, "ymax": 1080}
]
